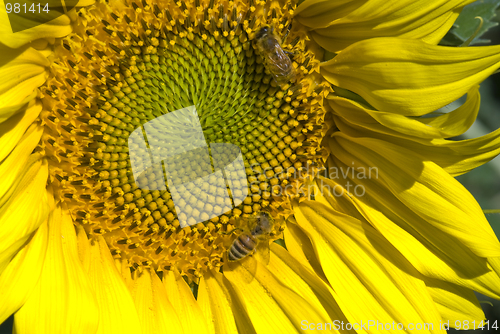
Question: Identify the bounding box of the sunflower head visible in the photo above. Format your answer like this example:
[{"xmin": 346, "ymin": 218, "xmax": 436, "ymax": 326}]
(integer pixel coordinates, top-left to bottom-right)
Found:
[{"xmin": 36, "ymin": 0, "xmax": 329, "ymax": 281}]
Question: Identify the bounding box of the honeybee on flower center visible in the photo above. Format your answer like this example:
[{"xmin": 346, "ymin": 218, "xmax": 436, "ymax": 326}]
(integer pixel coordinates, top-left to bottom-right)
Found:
[
  {"xmin": 254, "ymin": 25, "xmax": 296, "ymax": 86},
  {"xmin": 227, "ymin": 212, "xmax": 274, "ymax": 262}
]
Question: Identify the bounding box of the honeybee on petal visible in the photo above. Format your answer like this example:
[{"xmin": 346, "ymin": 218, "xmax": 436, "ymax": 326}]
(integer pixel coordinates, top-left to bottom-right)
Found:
[
  {"xmin": 227, "ymin": 212, "xmax": 274, "ymax": 262},
  {"xmin": 254, "ymin": 25, "xmax": 296, "ymax": 87}
]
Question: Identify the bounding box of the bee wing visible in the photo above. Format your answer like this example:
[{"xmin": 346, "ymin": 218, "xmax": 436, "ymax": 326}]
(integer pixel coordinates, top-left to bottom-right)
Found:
[
  {"xmin": 255, "ymin": 240, "xmax": 270, "ymax": 266},
  {"xmin": 268, "ymin": 46, "xmax": 292, "ymax": 74},
  {"xmin": 225, "ymin": 252, "xmax": 258, "ymax": 284},
  {"xmin": 224, "ymin": 240, "xmax": 270, "ymax": 284}
]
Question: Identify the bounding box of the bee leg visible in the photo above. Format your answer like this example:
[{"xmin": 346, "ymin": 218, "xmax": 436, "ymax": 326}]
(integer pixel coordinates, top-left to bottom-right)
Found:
[
  {"xmin": 284, "ymin": 50, "xmax": 296, "ymax": 59},
  {"xmin": 282, "ymin": 23, "xmax": 292, "ymax": 43}
]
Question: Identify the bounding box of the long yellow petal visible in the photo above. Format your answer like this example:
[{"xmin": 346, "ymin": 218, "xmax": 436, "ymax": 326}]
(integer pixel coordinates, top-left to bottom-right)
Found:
[
  {"xmin": 0, "ymin": 47, "xmax": 49, "ymax": 121},
  {"xmin": 0, "ymin": 158, "xmax": 49, "ymax": 256},
  {"xmin": 294, "ymin": 201, "xmax": 444, "ymax": 333},
  {"xmin": 0, "ymin": 100, "xmax": 41, "ymax": 162},
  {"xmin": 0, "ymin": 234, "xmax": 32, "ymax": 275},
  {"xmin": 269, "ymin": 244, "xmax": 354, "ymax": 333},
  {"xmin": 294, "ymin": 0, "xmax": 365, "ymax": 29},
  {"xmin": 283, "ymin": 221, "xmax": 328, "ymax": 282},
  {"xmin": 0, "ymin": 221, "xmax": 48, "ymax": 324},
  {"xmin": 75, "ymin": 225, "xmax": 91, "ymax": 273},
  {"xmin": 130, "ymin": 269, "xmax": 183, "ymax": 334},
  {"xmin": 14, "ymin": 206, "xmax": 99, "ymax": 334},
  {"xmin": 409, "ymin": 131, "xmax": 500, "ymax": 177},
  {"xmin": 0, "ymin": 8, "xmax": 72, "ymax": 48},
  {"xmin": 224, "ymin": 254, "xmax": 333, "ymax": 333},
  {"xmin": 426, "ymin": 278, "xmax": 484, "ymax": 327},
  {"xmin": 306, "ymin": 0, "xmax": 474, "ymax": 52},
  {"xmin": 163, "ymin": 270, "xmax": 211, "ymax": 334},
  {"xmin": 321, "ymin": 38, "xmax": 500, "ymax": 116},
  {"xmin": 331, "ymin": 111, "xmax": 500, "ymax": 177},
  {"xmin": 317, "ymin": 171, "xmax": 500, "ymax": 300},
  {"xmin": 0, "ymin": 91, "xmax": 37, "ymax": 125},
  {"xmin": 198, "ymin": 270, "xmax": 238, "ymax": 334},
  {"xmin": 329, "ymin": 86, "xmax": 480, "ymax": 139},
  {"xmin": 0, "ymin": 153, "xmax": 48, "ymax": 274},
  {"xmin": 0, "ymin": 124, "xmax": 43, "ymax": 207},
  {"xmin": 328, "ymin": 133, "xmax": 500, "ymax": 258},
  {"xmin": 84, "ymin": 235, "xmax": 142, "ymax": 334}
]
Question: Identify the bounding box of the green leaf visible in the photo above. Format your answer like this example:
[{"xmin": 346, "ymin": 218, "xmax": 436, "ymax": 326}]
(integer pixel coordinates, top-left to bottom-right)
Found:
[{"xmin": 440, "ymin": 0, "xmax": 500, "ymax": 46}]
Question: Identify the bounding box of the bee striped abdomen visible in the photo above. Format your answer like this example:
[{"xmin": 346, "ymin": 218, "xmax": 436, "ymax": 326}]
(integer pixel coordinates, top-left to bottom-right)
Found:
[{"xmin": 228, "ymin": 234, "xmax": 257, "ymax": 261}]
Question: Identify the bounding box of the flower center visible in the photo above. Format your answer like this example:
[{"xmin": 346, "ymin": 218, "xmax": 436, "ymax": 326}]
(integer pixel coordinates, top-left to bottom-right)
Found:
[{"xmin": 37, "ymin": 0, "xmax": 327, "ymax": 280}]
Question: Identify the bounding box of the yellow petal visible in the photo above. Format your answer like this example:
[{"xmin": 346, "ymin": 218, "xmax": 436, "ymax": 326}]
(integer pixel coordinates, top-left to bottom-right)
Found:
[
  {"xmin": 0, "ymin": 90, "xmax": 37, "ymax": 125},
  {"xmin": 0, "ymin": 158, "xmax": 49, "ymax": 256},
  {"xmin": 85, "ymin": 235, "xmax": 142, "ymax": 334},
  {"xmin": 0, "ymin": 124, "xmax": 43, "ymax": 206},
  {"xmin": 130, "ymin": 269, "xmax": 183, "ymax": 334},
  {"xmin": 163, "ymin": 270, "xmax": 211, "ymax": 334},
  {"xmin": 283, "ymin": 221, "xmax": 328, "ymax": 282},
  {"xmin": 294, "ymin": 0, "xmax": 365, "ymax": 29},
  {"xmin": 0, "ymin": 234, "xmax": 32, "ymax": 275},
  {"xmin": 224, "ymin": 254, "xmax": 332, "ymax": 333},
  {"xmin": 0, "ymin": 221, "xmax": 48, "ymax": 324},
  {"xmin": 419, "ymin": 132, "xmax": 500, "ymax": 177},
  {"xmin": 198, "ymin": 270, "xmax": 238, "ymax": 334},
  {"xmin": 329, "ymin": 85, "xmax": 480, "ymax": 139},
  {"xmin": 208, "ymin": 271, "xmax": 256, "ymax": 334},
  {"xmin": 269, "ymin": 244, "xmax": 352, "ymax": 329},
  {"xmin": 0, "ymin": 9, "xmax": 71, "ymax": 48},
  {"xmin": 328, "ymin": 133, "xmax": 500, "ymax": 258},
  {"xmin": 0, "ymin": 47, "xmax": 49, "ymax": 121},
  {"xmin": 426, "ymin": 278, "xmax": 484, "ymax": 326},
  {"xmin": 0, "ymin": 100, "xmax": 41, "ymax": 162},
  {"xmin": 331, "ymin": 110, "xmax": 500, "ymax": 177},
  {"xmin": 307, "ymin": 0, "xmax": 474, "ymax": 52},
  {"xmin": 417, "ymin": 87, "xmax": 480, "ymax": 137},
  {"xmin": 317, "ymin": 172, "xmax": 500, "ymax": 300},
  {"xmin": 14, "ymin": 206, "xmax": 99, "ymax": 334},
  {"xmin": 321, "ymin": 38, "xmax": 500, "ymax": 116},
  {"xmin": 0, "ymin": 150, "xmax": 45, "ymax": 272},
  {"xmin": 294, "ymin": 201, "xmax": 444, "ymax": 333},
  {"xmin": 487, "ymin": 257, "xmax": 500, "ymax": 277}
]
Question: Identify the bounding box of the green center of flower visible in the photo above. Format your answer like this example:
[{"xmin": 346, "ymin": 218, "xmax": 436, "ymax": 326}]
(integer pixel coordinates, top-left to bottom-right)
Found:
[{"xmin": 38, "ymin": 0, "xmax": 327, "ymax": 280}]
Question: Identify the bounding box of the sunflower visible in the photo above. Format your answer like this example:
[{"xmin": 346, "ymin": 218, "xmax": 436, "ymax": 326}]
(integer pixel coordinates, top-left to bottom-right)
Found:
[{"xmin": 2, "ymin": 0, "xmax": 500, "ymax": 332}]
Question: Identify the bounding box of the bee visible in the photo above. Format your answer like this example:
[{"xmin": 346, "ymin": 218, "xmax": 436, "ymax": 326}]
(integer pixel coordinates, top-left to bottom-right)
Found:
[
  {"xmin": 227, "ymin": 212, "xmax": 274, "ymax": 262},
  {"xmin": 254, "ymin": 25, "xmax": 296, "ymax": 86}
]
